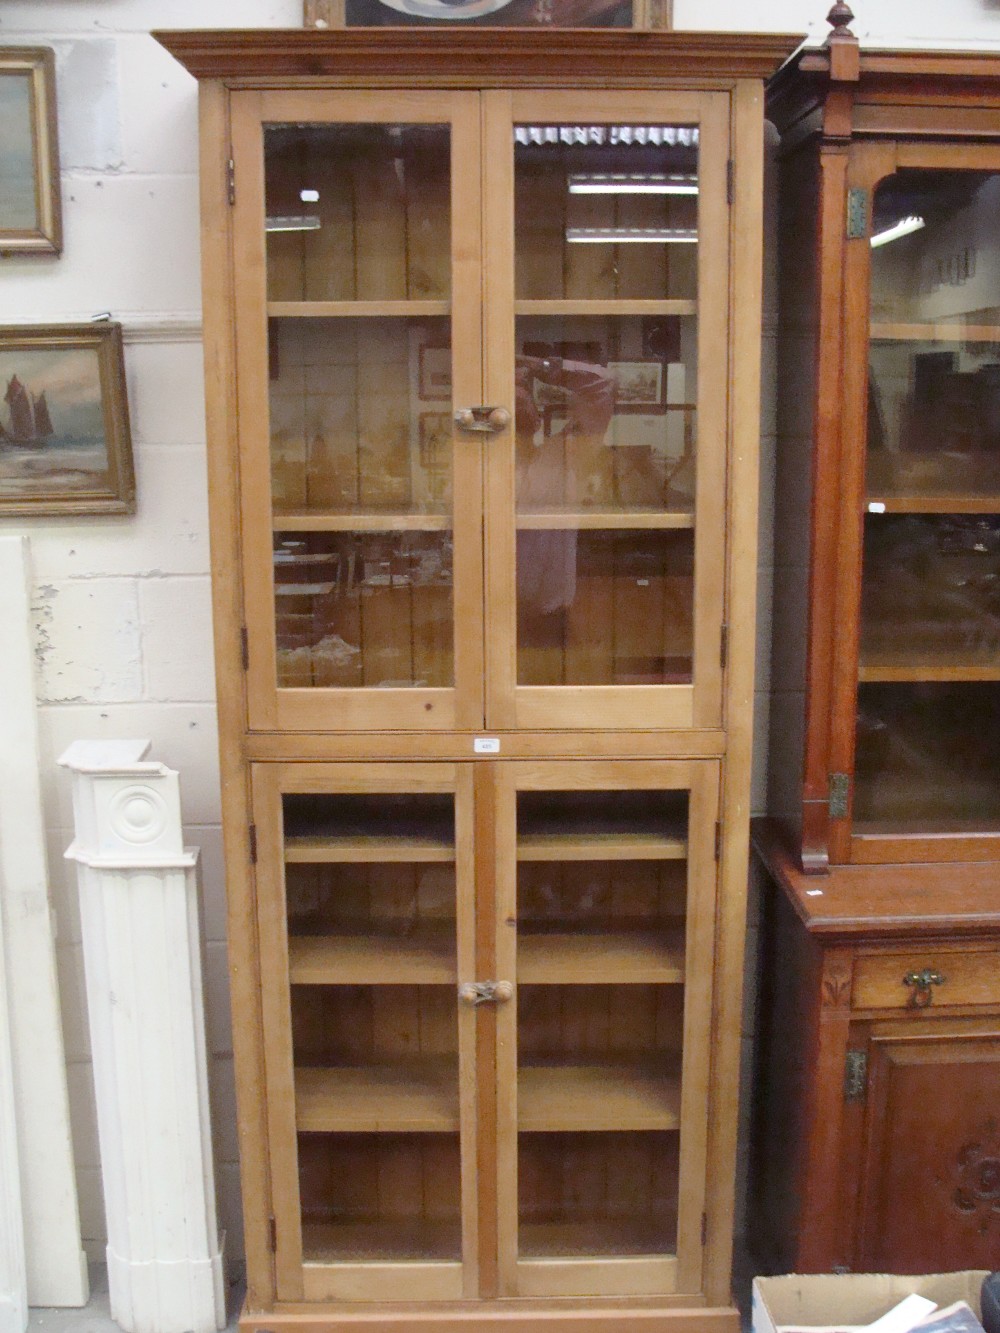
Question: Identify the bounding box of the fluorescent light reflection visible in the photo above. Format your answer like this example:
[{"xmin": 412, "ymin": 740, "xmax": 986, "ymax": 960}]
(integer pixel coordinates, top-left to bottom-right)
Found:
[
  {"xmin": 870, "ymin": 216, "xmax": 925, "ymax": 248},
  {"xmin": 566, "ymin": 227, "xmax": 698, "ymax": 244},
  {"xmin": 265, "ymin": 215, "xmax": 321, "ymax": 233},
  {"xmin": 299, "ymin": 188, "xmax": 320, "ymax": 202},
  {"xmin": 569, "ymin": 173, "xmax": 698, "ymax": 195}
]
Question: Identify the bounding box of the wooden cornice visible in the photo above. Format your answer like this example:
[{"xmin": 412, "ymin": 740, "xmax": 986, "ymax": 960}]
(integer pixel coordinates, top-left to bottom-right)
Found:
[
  {"xmin": 153, "ymin": 27, "xmax": 801, "ymax": 87},
  {"xmin": 769, "ymin": 43, "xmax": 1000, "ymax": 143}
]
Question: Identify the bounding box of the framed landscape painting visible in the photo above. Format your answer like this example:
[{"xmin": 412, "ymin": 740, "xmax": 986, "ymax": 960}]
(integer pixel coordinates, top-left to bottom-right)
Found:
[
  {"xmin": 0, "ymin": 324, "xmax": 135, "ymax": 515},
  {"xmin": 0, "ymin": 48, "xmax": 62, "ymax": 255}
]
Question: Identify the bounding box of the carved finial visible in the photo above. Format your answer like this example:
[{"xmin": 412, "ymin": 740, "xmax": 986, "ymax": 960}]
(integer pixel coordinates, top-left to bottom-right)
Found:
[{"xmin": 826, "ymin": 2, "xmax": 855, "ymax": 37}]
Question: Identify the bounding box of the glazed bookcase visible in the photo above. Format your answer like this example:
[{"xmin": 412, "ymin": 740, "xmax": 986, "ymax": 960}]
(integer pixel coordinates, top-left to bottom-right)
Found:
[
  {"xmin": 753, "ymin": 11, "xmax": 1000, "ymax": 1280},
  {"xmin": 155, "ymin": 26, "xmax": 794, "ymax": 1333}
]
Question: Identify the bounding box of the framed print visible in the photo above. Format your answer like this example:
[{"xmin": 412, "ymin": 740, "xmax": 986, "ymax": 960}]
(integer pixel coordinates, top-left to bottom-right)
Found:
[
  {"xmin": 0, "ymin": 48, "xmax": 62, "ymax": 256},
  {"xmin": 0, "ymin": 323, "xmax": 136, "ymax": 515},
  {"xmin": 418, "ymin": 343, "xmax": 452, "ymax": 401},
  {"xmin": 608, "ymin": 358, "xmax": 667, "ymax": 414}
]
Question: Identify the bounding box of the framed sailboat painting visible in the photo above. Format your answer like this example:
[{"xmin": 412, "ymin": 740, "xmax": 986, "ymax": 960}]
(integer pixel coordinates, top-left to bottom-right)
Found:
[{"xmin": 0, "ymin": 323, "xmax": 135, "ymax": 515}]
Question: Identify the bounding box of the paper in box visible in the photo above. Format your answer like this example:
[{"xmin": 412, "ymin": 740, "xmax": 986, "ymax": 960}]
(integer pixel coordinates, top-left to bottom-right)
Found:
[{"xmin": 752, "ymin": 1272, "xmax": 990, "ymax": 1333}]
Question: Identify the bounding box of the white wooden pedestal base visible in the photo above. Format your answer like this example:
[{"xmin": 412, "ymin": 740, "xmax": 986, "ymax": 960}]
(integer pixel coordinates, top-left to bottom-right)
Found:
[{"xmin": 60, "ymin": 741, "xmax": 226, "ymax": 1333}]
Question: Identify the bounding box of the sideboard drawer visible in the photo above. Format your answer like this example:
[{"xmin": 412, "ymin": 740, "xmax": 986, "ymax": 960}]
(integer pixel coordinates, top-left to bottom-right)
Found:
[{"xmin": 853, "ymin": 949, "xmax": 1000, "ymax": 1011}]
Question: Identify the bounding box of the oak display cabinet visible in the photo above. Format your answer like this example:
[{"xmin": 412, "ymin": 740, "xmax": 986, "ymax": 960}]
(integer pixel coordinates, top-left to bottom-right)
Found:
[
  {"xmin": 754, "ymin": 10, "xmax": 1000, "ymax": 1278},
  {"xmin": 155, "ymin": 25, "xmax": 795, "ymax": 1333}
]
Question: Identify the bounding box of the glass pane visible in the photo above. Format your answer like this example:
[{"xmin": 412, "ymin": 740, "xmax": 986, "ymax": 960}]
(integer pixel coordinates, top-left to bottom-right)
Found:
[
  {"xmin": 284, "ymin": 792, "xmax": 461, "ymax": 1264},
  {"xmin": 857, "ymin": 169, "xmax": 1000, "ymax": 837},
  {"xmin": 517, "ymin": 529, "xmax": 693, "ymax": 686},
  {"xmin": 515, "ymin": 790, "xmax": 687, "ymax": 1264},
  {"xmin": 269, "ymin": 318, "xmax": 452, "ymax": 517},
  {"xmin": 855, "ymin": 683, "xmax": 1000, "ymax": 830},
  {"xmin": 515, "ymin": 123, "xmax": 699, "ymax": 302},
  {"xmin": 265, "ymin": 124, "xmax": 450, "ymax": 302}
]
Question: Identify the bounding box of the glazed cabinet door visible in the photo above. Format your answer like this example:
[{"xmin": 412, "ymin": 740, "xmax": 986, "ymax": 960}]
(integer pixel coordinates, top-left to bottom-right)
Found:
[
  {"xmin": 492, "ymin": 759, "xmax": 721, "ymax": 1297},
  {"xmin": 251, "ymin": 762, "xmax": 480, "ymax": 1301},
  {"xmin": 482, "ymin": 91, "xmax": 732, "ymax": 731},
  {"xmin": 847, "ymin": 1019, "xmax": 1000, "ymax": 1273},
  {"xmin": 232, "ymin": 91, "xmax": 484, "ymax": 733},
  {"xmin": 829, "ymin": 144, "xmax": 1000, "ymax": 862}
]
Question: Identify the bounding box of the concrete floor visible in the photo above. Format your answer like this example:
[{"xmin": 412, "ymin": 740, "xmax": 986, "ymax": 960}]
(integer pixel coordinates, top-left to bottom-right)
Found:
[{"xmin": 27, "ymin": 1268, "xmax": 243, "ymax": 1333}]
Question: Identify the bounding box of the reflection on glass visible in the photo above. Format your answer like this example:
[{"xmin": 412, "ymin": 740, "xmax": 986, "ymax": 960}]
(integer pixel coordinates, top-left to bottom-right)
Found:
[
  {"xmin": 274, "ymin": 531, "xmax": 453, "ymax": 688},
  {"xmin": 515, "ymin": 124, "xmax": 699, "ymax": 301},
  {"xmin": 269, "ymin": 318, "xmax": 452, "ymax": 517},
  {"xmin": 855, "ymin": 683, "xmax": 1000, "ymax": 829},
  {"xmin": 343, "ymin": 1, "xmax": 634, "ymax": 26},
  {"xmin": 517, "ymin": 529, "xmax": 693, "ymax": 685},
  {"xmin": 264, "ymin": 124, "xmax": 450, "ymax": 302},
  {"xmin": 860, "ymin": 515, "xmax": 1000, "ymax": 674},
  {"xmin": 857, "ymin": 169, "xmax": 1000, "ymax": 836},
  {"xmin": 284, "ymin": 792, "xmax": 460, "ymax": 1264}
]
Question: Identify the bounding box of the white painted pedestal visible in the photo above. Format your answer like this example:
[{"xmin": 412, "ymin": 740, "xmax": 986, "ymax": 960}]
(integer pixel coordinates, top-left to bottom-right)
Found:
[
  {"xmin": 60, "ymin": 741, "xmax": 226, "ymax": 1333},
  {"xmin": 0, "ymin": 876, "xmax": 26, "ymax": 1333}
]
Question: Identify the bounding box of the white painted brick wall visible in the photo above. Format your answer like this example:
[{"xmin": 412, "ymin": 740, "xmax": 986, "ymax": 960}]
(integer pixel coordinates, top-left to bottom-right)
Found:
[{"xmin": 1, "ymin": 0, "xmax": 998, "ymax": 1279}]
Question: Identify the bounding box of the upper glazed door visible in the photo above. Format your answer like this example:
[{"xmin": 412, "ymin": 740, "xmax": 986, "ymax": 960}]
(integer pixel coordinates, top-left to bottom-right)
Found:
[
  {"xmin": 483, "ymin": 91, "xmax": 731, "ymax": 732},
  {"xmin": 827, "ymin": 142, "xmax": 1000, "ymax": 863},
  {"xmin": 233, "ymin": 90, "xmax": 485, "ymax": 733},
  {"xmin": 232, "ymin": 87, "xmax": 732, "ymax": 733}
]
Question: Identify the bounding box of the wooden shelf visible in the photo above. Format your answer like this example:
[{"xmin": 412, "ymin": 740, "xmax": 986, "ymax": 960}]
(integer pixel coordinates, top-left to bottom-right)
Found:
[
  {"xmin": 871, "ymin": 321, "xmax": 1000, "ymax": 342},
  {"xmin": 860, "ymin": 660, "xmax": 1000, "ymax": 683},
  {"xmin": 517, "ymin": 833, "xmax": 687, "ymax": 862},
  {"xmin": 518, "ymin": 931, "xmax": 685, "ymax": 984},
  {"xmin": 302, "ymin": 1220, "xmax": 461, "ymax": 1265},
  {"xmin": 518, "ymin": 1064, "xmax": 680, "ymax": 1131},
  {"xmin": 516, "ymin": 509, "xmax": 694, "ymax": 530},
  {"xmin": 865, "ymin": 496, "xmax": 1000, "ymax": 514},
  {"xmin": 516, "ymin": 300, "xmax": 696, "ymax": 317},
  {"xmin": 519, "ymin": 1218, "xmax": 675, "ymax": 1259},
  {"xmin": 296, "ymin": 1061, "xmax": 458, "ymax": 1133},
  {"xmin": 286, "ymin": 835, "xmax": 455, "ymax": 864},
  {"xmin": 288, "ymin": 930, "xmax": 456, "ymax": 985},
  {"xmin": 268, "ymin": 300, "xmax": 450, "ymax": 319},
  {"xmin": 274, "ymin": 512, "xmax": 451, "ymax": 533}
]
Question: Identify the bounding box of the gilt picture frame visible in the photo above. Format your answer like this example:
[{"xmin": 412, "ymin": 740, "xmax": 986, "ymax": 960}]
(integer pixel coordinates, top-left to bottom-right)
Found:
[
  {"xmin": 0, "ymin": 48, "xmax": 62, "ymax": 256},
  {"xmin": 0, "ymin": 323, "xmax": 136, "ymax": 515}
]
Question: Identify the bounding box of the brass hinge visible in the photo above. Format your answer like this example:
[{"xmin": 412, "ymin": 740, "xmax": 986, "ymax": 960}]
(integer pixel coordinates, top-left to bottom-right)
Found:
[
  {"xmin": 720, "ymin": 622, "xmax": 728, "ymax": 670},
  {"xmin": 844, "ymin": 1048, "xmax": 867, "ymax": 1102},
  {"xmin": 726, "ymin": 159, "xmax": 734, "ymax": 206},
  {"xmin": 829, "ymin": 772, "xmax": 850, "ymax": 820},
  {"xmin": 240, "ymin": 626, "xmax": 250, "ymax": 671},
  {"xmin": 714, "ymin": 820, "xmax": 722, "ymax": 861},
  {"xmin": 227, "ymin": 156, "xmax": 236, "ymax": 206},
  {"xmin": 268, "ymin": 1215, "xmax": 277, "ymax": 1252},
  {"xmin": 701, "ymin": 1211, "xmax": 708, "ymax": 1246},
  {"xmin": 249, "ymin": 824, "xmax": 258, "ymax": 865},
  {"xmin": 846, "ymin": 187, "xmax": 867, "ymax": 239}
]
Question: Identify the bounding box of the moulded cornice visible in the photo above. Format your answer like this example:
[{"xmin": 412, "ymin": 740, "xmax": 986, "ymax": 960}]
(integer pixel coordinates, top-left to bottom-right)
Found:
[{"xmin": 153, "ymin": 27, "xmax": 801, "ymax": 86}]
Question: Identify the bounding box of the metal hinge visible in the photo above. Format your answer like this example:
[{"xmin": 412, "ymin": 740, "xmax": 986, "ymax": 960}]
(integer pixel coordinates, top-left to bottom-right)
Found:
[
  {"xmin": 714, "ymin": 820, "xmax": 722, "ymax": 861},
  {"xmin": 240, "ymin": 626, "xmax": 250, "ymax": 671},
  {"xmin": 227, "ymin": 156, "xmax": 236, "ymax": 206},
  {"xmin": 829, "ymin": 772, "xmax": 850, "ymax": 820},
  {"xmin": 846, "ymin": 187, "xmax": 868, "ymax": 239},
  {"xmin": 249, "ymin": 824, "xmax": 258, "ymax": 865},
  {"xmin": 720, "ymin": 622, "xmax": 728, "ymax": 670},
  {"xmin": 701, "ymin": 1212, "xmax": 708, "ymax": 1246},
  {"xmin": 268, "ymin": 1215, "xmax": 277, "ymax": 1252},
  {"xmin": 844, "ymin": 1048, "xmax": 867, "ymax": 1102},
  {"xmin": 726, "ymin": 159, "xmax": 734, "ymax": 206}
]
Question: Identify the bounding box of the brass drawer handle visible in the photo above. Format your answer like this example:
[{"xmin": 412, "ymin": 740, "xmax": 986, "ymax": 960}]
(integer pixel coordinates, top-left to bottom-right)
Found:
[
  {"xmin": 459, "ymin": 980, "xmax": 514, "ymax": 1005},
  {"xmin": 454, "ymin": 406, "xmax": 511, "ymax": 434},
  {"xmin": 903, "ymin": 969, "xmax": 946, "ymax": 1007}
]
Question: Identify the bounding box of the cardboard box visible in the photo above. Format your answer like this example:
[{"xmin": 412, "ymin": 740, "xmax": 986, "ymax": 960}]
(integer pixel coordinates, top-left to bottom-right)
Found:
[{"xmin": 753, "ymin": 1273, "xmax": 991, "ymax": 1333}]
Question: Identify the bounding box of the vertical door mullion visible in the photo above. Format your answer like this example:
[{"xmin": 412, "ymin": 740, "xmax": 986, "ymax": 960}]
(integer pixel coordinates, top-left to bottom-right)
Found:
[
  {"xmin": 250, "ymin": 762, "xmax": 305, "ymax": 1299},
  {"xmin": 492, "ymin": 761, "xmax": 520, "ymax": 1295},
  {"xmin": 456, "ymin": 762, "xmax": 481, "ymax": 1297}
]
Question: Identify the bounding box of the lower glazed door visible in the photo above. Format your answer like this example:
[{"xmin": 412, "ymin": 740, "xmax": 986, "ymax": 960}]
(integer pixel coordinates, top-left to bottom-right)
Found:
[
  {"xmin": 491, "ymin": 759, "xmax": 720, "ymax": 1299},
  {"xmin": 251, "ymin": 757, "xmax": 720, "ymax": 1303}
]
